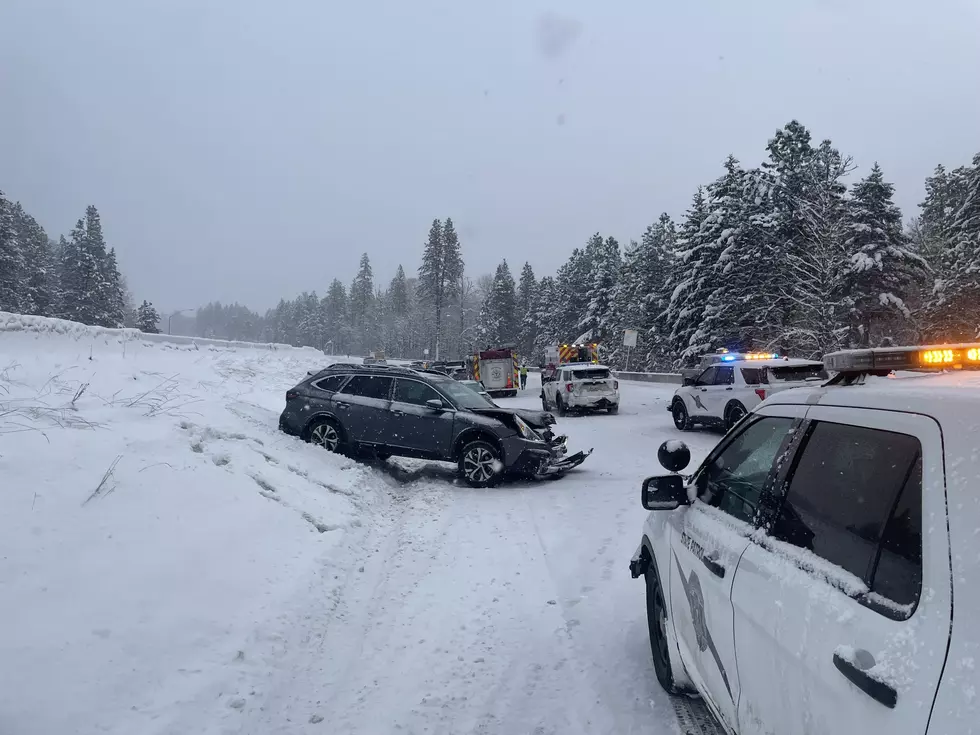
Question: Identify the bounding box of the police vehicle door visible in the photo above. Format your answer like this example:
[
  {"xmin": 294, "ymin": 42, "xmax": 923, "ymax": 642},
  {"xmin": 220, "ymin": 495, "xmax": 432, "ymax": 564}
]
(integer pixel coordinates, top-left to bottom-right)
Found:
[
  {"xmin": 702, "ymin": 364, "xmax": 735, "ymax": 416},
  {"xmin": 732, "ymin": 406, "xmax": 950, "ymax": 735},
  {"xmin": 687, "ymin": 366, "xmax": 719, "ymax": 419},
  {"xmin": 667, "ymin": 412, "xmax": 797, "ymax": 731}
]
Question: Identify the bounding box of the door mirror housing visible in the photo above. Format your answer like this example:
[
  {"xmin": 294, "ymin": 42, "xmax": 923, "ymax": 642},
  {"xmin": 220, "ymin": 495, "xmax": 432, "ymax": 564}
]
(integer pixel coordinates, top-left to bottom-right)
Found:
[
  {"xmin": 641, "ymin": 475, "xmax": 689, "ymax": 510},
  {"xmin": 425, "ymin": 398, "xmax": 445, "ymax": 410},
  {"xmin": 682, "ymin": 376, "xmax": 695, "ymax": 387}
]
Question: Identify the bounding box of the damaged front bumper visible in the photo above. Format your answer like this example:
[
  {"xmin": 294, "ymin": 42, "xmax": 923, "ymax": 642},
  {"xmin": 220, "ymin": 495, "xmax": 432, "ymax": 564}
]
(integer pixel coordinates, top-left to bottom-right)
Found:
[{"xmin": 508, "ymin": 435, "xmax": 593, "ymax": 480}]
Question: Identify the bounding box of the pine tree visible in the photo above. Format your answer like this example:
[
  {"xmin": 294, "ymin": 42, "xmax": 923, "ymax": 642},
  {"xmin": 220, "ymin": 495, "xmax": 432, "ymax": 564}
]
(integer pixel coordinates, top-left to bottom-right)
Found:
[
  {"xmin": 665, "ymin": 188, "xmax": 709, "ymax": 365},
  {"xmin": 531, "ymin": 276, "xmax": 560, "ymax": 358},
  {"xmin": 516, "ymin": 262, "xmax": 537, "ymax": 359},
  {"xmin": 417, "ymin": 218, "xmax": 464, "ymax": 359},
  {"xmin": 0, "ymin": 192, "xmax": 25, "ymax": 313},
  {"xmin": 135, "ymin": 300, "xmax": 161, "ymax": 333},
  {"xmin": 349, "ymin": 253, "xmax": 375, "ymax": 353},
  {"xmin": 477, "ymin": 260, "xmax": 518, "ymax": 346},
  {"xmin": 322, "ymin": 279, "xmax": 349, "ymax": 354},
  {"xmin": 843, "ymin": 164, "xmax": 927, "ymax": 346},
  {"xmin": 778, "ymin": 142, "xmax": 853, "ymax": 356},
  {"xmin": 935, "ymin": 153, "xmax": 980, "ymax": 340},
  {"xmin": 578, "ymin": 235, "xmax": 620, "ymax": 343},
  {"xmin": 101, "ymin": 247, "xmax": 126, "ymax": 327}
]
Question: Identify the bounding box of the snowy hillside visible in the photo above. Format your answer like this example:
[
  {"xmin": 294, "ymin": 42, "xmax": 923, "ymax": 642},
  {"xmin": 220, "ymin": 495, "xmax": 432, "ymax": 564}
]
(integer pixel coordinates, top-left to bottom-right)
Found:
[
  {"xmin": 0, "ymin": 314, "xmax": 388, "ymax": 735},
  {"xmin": 1, "ymin": 313, "xmax": 722, "ymax": 735}
]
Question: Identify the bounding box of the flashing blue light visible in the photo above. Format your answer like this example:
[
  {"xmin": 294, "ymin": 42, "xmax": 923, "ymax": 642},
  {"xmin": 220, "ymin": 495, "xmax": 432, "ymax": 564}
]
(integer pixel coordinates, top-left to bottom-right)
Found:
[{"xmin": 721, "ymin": 355, "xmax": 736, "ymax": 362}]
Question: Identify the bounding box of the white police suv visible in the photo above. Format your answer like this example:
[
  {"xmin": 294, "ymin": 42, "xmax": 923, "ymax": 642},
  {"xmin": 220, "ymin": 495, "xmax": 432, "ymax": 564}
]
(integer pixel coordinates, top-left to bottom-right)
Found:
[
  {"xmin": 670, "ymin": 354, "xmax": 827, "ymax": 431},
  {"xmin": 541, "ymin": 362, "xmax": 620, "ymax": 415},
  {"xmin": 630, "ymin": 343, "xmax": 980, "ymax": 735}
]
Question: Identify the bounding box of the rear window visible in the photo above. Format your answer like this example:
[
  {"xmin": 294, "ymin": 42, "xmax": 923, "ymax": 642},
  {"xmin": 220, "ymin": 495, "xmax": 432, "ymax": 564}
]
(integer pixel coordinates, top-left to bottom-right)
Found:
[
  {"xmin": 572, "ymin": 368, "xmax": 610, "ymax": 380},
  {"xmin": 740, "ymin": 367, "xmax": 764, "ymax": 385},
  {"xmin": 338, "ymin": 375, "xmax": 393, "ymax": 400},
  {"xmin": 766, "ymin": 364, "xmax": 827, "ymax": 383}
]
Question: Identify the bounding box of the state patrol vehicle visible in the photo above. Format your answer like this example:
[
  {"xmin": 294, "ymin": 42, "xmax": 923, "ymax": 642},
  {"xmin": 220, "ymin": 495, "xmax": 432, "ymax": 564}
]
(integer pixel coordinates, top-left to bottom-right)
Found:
[
  {"xmin": 670, "ymin": 354, "xmax": 827, "ymax": 431},
  {"xmin": 540, "ymin": 362, "xmax": 620, "ymax": 415},
  {"xmin": 630, "ymin": 342, "xmax": 980, "ymax": 735}
]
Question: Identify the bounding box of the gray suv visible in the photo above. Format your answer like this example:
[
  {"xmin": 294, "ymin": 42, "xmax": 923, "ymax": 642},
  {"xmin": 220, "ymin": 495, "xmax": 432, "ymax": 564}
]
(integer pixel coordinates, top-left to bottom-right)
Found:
[{"xmin": 279, "ymin": 364, "xmax": 590, "ymax": 487}]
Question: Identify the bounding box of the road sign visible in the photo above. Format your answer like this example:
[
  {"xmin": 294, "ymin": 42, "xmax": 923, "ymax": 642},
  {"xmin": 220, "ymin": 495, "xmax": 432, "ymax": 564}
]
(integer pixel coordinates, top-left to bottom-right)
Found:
[
  {"xmin": 423, "ymin": 348, "xmax": 430, "ymax": 356},
  {"xmin": 623, "ymin": 329, "xmax": 638, "ymax": 348}
]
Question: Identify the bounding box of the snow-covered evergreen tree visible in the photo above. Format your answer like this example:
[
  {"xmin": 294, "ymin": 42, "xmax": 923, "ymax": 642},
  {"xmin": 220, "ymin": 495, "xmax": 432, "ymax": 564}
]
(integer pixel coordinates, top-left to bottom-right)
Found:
[
  {"xmin": 0, "ymin": 192, "xmax": 25, "ymax": 313},
  {"xmin": 516, "ymin": 262, "xmax": 537, "ymax": 359},
  {"xmin": 417, "ymin": 218, "xmax": 464, "ymax": 358},
  {"xmin": 578, "ymin": 234, "xmax": 620, "ymax": 342},
  {"xmin": 349, "ymin": 253, "xmax": 375, "ymax": 354},
  {"xmin": 843, "ymin": 164, "xmax": 927, "ymax": 346},
  {"xmin": 664, "ymin": 188, "xmax": 709, "ymax": 365},
  {"xmin": 135, "ymin": 300, "xmax": 161, "ymax": 333},
  {"xmin": 322, "ymin": 279, "xmax": 349, "ymax": 354},
  {"xmin": 934, "ymin": 153, "xmax": 980, "ymax": 340},
  {"xmin": 476, "ymin": 260, "xmax": 518, "ymax": 346}
]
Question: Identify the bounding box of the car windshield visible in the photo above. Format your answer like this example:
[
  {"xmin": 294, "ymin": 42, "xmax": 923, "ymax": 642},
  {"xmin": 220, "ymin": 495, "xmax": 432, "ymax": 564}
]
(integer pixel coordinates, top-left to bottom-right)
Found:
[{"xmin": 434, "ymin": 378, "xmax": 496, "ymax": 409}]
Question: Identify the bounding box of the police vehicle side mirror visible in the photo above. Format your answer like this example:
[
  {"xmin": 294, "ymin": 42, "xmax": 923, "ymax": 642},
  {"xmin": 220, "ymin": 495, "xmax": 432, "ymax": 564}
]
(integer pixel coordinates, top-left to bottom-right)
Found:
[
  {"xmin": 641, "ymin": 476, "xmax": 688, "ymax": 510},
  {"xmin": 682, "ymin": 377, "xmax": 695, "ymax": 387},
  {"xmin": 425, "ymin": 398, "xmax": 446, "ymax": 411}
]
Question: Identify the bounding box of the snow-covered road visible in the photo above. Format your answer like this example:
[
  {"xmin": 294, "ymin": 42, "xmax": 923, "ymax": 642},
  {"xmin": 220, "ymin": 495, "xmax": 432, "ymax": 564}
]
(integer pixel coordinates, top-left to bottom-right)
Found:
[
  {"xmin": 1, "ymin": 317, "xmax": 724, "ymax": 735},
  {"xmin": 208, "ymin": 376, "xmax": 723, "ymax": 735}
]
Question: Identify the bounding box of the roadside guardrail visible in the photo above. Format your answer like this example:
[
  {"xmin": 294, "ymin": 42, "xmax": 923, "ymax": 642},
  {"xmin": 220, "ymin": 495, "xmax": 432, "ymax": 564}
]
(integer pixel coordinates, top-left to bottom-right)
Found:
[{"xmin": 613, "ymin": 371, "xmax": 682, "ymax": 385}]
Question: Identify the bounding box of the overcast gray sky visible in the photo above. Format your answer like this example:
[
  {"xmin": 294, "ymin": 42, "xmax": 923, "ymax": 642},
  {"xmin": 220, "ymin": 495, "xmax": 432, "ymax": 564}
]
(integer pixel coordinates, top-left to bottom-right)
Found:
[{"xmin": 3, "ymin": 0, "xmax": 979, "ymax": 313}]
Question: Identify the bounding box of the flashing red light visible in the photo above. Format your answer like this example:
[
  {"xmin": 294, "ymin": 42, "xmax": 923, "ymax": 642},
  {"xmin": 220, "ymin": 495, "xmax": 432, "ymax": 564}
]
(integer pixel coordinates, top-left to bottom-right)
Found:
[{"xmin": 755, "ymin": 389, "xmax": 767, "ymax": 401}]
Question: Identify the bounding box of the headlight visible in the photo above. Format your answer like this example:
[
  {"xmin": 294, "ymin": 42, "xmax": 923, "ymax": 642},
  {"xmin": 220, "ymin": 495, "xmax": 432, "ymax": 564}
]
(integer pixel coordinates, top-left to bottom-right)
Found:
[{"xmin": 514, "ymin": 415, "xmax": 537, "ymax": 440}]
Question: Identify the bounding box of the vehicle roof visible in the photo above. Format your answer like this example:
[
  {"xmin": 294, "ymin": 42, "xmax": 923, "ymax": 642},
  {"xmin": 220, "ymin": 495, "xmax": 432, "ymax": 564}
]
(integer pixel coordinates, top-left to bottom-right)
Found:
[{"xmin": 765, "ymin": 370, "xmax": 980, "ymax": 420}]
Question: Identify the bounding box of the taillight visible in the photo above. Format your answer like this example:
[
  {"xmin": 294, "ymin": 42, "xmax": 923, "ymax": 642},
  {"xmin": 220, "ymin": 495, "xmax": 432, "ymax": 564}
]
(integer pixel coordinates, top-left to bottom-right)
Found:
[
  {"xmin": 286, "ymin": 390, "xmax": 299, "ymax": 401},
  {"xmin": 755, "ymin": 388, "xmax": 766, "ymax": 400},
  {"xmin": 613, "ymin": 380, "xmax": 619, "ymax": 390},
  {"xmin": 566, "ymin": 383, "xmax": 573, "ymax": 393}
]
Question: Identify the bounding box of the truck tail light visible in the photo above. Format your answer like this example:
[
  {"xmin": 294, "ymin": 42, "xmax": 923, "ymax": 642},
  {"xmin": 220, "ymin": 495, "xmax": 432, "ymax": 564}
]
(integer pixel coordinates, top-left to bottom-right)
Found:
[
  {"xmin": 755, "ymin": 388, "xmax": 767, "ymax": 400},
  {"xmin": 566, "ymin": 383, "xmax": 573, "ymax": 393}
]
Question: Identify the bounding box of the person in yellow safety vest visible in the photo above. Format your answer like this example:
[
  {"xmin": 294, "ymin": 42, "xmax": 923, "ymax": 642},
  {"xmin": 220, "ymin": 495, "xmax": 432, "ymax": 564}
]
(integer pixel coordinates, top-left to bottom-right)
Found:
[{"xmin": 519, "ymin": 364, "xmax": 528, "ymax": 390}]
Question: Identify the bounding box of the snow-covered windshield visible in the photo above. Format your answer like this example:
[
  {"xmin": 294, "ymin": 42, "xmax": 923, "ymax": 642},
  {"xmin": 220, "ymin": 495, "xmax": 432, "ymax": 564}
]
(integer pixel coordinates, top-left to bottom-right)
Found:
[{"xmin": 433, "ymin": 377, "xmax": 496, "ymax": 409}]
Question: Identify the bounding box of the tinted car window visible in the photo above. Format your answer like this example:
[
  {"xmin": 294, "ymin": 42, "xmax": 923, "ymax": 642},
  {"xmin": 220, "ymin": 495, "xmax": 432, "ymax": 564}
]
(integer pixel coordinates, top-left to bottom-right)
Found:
[
  {"xmin": 436, "ymin": 377, "xmax": 494, "ymax": 409},
  {"xmin": 694, "ymin": 417, "xmax": 794, "ymax": 524},
  {"xmin": 766, "ymin": 364, "xmax": 828, "ymax": 382},
  {"xmin": 393, "ymin": 379, "xmax": 442, "ymax": 406},
  {"xmin": 697, "ymin": 366, "xmax": 719, "ymax": 386},
  {"xmin": 339, "ymin": 375, "xmax": 393, "ymax": 400},
  {"xmin": 771, "ymin": 422, "xmax": 922, "ymax": 596},
  {"xmin": 740, "ymin": 367, "xmax": 763, "ymax": 385},
  {"xmin": 715, "ymin": 366, "xmax": 734, "ymax": 385},
  {"xmin": 571, "ymin": 368, "xmax": 610, "ymax": 380},
  {"xmin": 313, "ymin": 374, "xmax": 347, "ymax": 392},
  {"xmin": 872, "ymin": 455, "xmax": 922, "ymax": 607}
]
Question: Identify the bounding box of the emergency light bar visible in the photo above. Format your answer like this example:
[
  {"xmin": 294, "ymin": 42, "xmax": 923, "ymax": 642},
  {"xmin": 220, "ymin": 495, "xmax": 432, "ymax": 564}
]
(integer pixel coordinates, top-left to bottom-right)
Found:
[
  {"xmin": 824, "ymin": 343, "xmax": 980, "ymax": 374},
  {"xmin": 719, "ymin": 352, "xmax": 779, "ymax": 362}
]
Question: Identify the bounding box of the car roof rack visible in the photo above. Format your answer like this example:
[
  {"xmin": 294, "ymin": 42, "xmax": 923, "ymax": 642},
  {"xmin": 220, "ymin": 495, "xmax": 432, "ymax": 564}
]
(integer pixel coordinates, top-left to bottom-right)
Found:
[{"xmin": 824, "ymin": 343, "xmax": 980, "ymax": 385}]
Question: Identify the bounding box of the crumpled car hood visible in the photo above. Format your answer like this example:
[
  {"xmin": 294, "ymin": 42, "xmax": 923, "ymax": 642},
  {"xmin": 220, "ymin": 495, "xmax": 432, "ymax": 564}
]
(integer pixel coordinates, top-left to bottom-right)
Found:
[{"xmin": 471, "ymin": 407, "xmax": 556, "ymax": 429}]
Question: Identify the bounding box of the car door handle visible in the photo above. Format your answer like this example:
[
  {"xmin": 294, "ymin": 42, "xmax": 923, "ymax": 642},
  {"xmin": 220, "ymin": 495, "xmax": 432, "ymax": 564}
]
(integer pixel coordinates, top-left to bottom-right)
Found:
[
  {"xmin": 701, "ymin": 555, "xmax": 725, "ymax": 578},
  {"xmin": 335, "ymin": 401, "xmax": 350, "ymax": 409},
  {"xmin": 833, "ymin": 651, "xmax": 896, "ymax": 708},
  {"xmin": 392, "ymin": 409, "xmax": 404, "ymax": 417},
  {"xmin": 725, "ymin": 387, "xmax": 733, "ymax": 391},
  {"xmin": 699, "ymin": 388, "xmax": 708, "ymax": 392}
]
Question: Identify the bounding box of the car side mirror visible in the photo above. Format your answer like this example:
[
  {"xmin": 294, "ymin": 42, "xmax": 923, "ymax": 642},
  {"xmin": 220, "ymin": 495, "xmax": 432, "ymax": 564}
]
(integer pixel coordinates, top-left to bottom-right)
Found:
[
  {"xmin": 641, "ymin": 475, "xmax": 688, "ymax": 510},
  {"xmin": 682, "ymin": 377, "xmax": 695, "ymax": 387},
  {"xmin": 425, "ymin": 398, "xmax": 445, "ymax": 410}
]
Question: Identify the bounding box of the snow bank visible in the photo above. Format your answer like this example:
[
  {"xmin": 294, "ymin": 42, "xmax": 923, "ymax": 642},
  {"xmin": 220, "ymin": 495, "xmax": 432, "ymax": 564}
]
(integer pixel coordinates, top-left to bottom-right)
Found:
[
  {"xmin": 0, "ymin": 310, "xmax": 320, "ymax": 353},
  {"xmin": 0, "ymin": 313, "xmax": 386, "ymax": 735}
]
